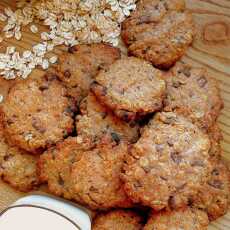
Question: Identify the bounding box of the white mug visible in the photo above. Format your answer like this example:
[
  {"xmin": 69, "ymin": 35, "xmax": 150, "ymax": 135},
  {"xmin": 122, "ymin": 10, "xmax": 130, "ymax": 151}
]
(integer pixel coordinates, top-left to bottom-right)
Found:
[{"xmin": 0, "ymin": 193, "xmax": 92, "ymax": 230}]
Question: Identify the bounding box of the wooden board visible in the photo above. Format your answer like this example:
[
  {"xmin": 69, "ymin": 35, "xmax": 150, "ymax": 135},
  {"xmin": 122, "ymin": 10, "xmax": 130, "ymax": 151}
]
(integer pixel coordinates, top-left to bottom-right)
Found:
[{"xmin": 0, "ymin": 0, "xmax": 230, "ymax": 229}]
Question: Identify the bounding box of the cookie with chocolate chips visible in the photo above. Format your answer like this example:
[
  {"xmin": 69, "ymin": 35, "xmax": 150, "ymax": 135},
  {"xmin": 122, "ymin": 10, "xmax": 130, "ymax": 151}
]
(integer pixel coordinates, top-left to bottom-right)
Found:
[
  {"xmin": 164, "ymin": 63, "xmax": 223, "ymax": 131},
  {"xmin": 144, "ymin": 208, "xmax": 209, "ymax": 230},
  {"xmin": 122, "ymin": 0, "xmax": 195, "ymax": 69},
  {"xmin": 39, "ymin": 135, "xmax": 132, "ymax": 210},
  {"xmin": 122, "ymin": 112, "xmax": 211, "ymax": 211},
  {"xmin": 1, "ymin": 74, "xmax": 76, "ymax": 153},
  {"xmin": 93, "ymin": 210, "xmax": 143, "ymax": 230},
  {"xmin": 91, "ymin": 57, "xmax": 165, "ymax": 122},
  {"xmin": 76, "ymin": 93, "xmax": 139, "ymax": 146},
  {"xmin": 191, "ymin": 160, "xmax": 230, "ymax": 221},
  {"xmin": 0, "ymin": 123, "xmax": 39, "ymax": 192},
  {"xmin": 55, "ymin": 43, "xmax": 120, "ymax": 101}
]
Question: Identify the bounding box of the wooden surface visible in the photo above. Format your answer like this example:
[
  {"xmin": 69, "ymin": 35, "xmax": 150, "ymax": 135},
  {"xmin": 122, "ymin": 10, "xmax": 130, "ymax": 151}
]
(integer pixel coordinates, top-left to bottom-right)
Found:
[{"xmin": 0, "ymin": 0, "xmax": 230, "ymax": 229}]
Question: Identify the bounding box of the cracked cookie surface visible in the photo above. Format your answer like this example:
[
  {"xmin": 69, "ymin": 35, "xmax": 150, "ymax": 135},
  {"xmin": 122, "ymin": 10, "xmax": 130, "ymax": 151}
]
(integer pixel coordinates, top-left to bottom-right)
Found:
[
  {"xmin": 1, "ymin": 74, "xmax": 76, "ymax": 153},
  {"xmin": 91, "ymin": 57, "xmax": 165, "ymax": 122},
  {"xmin": 122, "ymin": 112, "xmax": 211, "ymax": 211}
]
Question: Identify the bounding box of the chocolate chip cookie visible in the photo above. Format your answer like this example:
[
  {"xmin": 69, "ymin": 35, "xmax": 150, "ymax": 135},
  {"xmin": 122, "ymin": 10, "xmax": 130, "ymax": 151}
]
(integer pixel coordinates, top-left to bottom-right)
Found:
[
  {"xmin": 39, "ymin": 135, "xmax": 132, "ymax": 210},
  {"xmin": 93, "ymin": 210, "xmax": 143, "ymax": 230},
  {"xmin": 122, "ymin": 112, "xmax": 211, "ymax": 211},
  {"xmin": 91, "ymin": 57, "xmax": 165, "ymax": 122},
  {"xmin": 1, "ymin": 74, "xmax": 76, "ymax": 153},
  {"xmin": 164, "ymin": 63, "xmax": 223, "ymax": 131},
  {"xmin": 144, "ymin": 208, "xmax": 209, "ymax": 230},
  {"xmin": 0, "ymin": 123, "xmax": 39, "ymax": 192},
  {"xmin": 55, "ymin": 43, "xmax": 120, "ymax": 101},
  {"xmin": 76, "ymin": 93, "xmax": 140, "ymax": 146},
  {"xmin": 191, "ymin": 160, "xmax": 230, "ymax": 221},
  {"xmin": 122, "ymin": 0, "xmax": 195, "ymax": 69}
]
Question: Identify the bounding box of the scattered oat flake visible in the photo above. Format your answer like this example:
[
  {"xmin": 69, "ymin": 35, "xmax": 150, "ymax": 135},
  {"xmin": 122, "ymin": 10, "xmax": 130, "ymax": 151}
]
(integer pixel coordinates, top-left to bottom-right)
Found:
[
  {"xmin": 15, "ymin": 31, "xmax": 22, "ymax": 40},
  {"xmin": 30, "ymin": 24, "xmax": 38, "ymax": 33},
  {"xmin": 0, "ymin": 13, "xmax": 7, "ymax": 22},
  {"xmin": 49, "ymin": 56, "xmax": 58, "ymax": 64},
  {"xmin": 0, "ymin": 95, "xmax": 3, "ymax": 103},
  {"xmin": 42, "ymin": 59, "xmax": 49, "ymax": 70}
]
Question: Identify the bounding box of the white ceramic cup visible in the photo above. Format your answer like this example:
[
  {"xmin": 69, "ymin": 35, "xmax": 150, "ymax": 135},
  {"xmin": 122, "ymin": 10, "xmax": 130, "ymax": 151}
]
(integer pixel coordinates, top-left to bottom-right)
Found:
[{"xmin": 0, "ymin": 194, "xmax": 92, "ymax": 230}]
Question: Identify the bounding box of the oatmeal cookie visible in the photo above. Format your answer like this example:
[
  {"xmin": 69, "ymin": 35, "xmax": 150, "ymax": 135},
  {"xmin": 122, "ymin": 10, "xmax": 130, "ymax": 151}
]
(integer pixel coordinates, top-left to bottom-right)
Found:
[
  {"xmin": 164, "ymin": 63, "xmax": 223, "ymax": 131},
  {"xmin": 122, "ymin": 112, "xmax": 211, "ymax": 211},
  {"xmin": 93, "ymin": 210, "xmax": 143, "ymax": 230},
  {"xmin": 76, "ymin": 94, "xmax": 139, "ymax": 146},
  {"xmin": 144, "ymin": 208, "xmax": 209, "ymax": 230},
  {"xmin": 1, "ymin": 74, "xmax": 76, "ymax": 153},
  {"xmin": 91, "ymin": 57, "xmax": 165, "ymax": 122},
  {"xmin": 122, "ymin": 0, "xmax": 195, "ymax": 69},
  {"xmin": 38, "ymin": 137, "xmax": 89, "ymax": 202},
  {"xmin": 71, "ymin": 136, "xmax": 133, "ymax": 210},
  {"xmin": 55, "ymin": 43, "xmax": 120, "ymax": 101},
  {"xmin": 0, "ymin": 124, "xmax": 39, "ymax": 192},
  {"xmin": 191, "ymin": 160, "xmax": 230, "ymax": 221},
  {"xmin": 39, "ymin": 136, "xmax": 132, "ymax": 210}
]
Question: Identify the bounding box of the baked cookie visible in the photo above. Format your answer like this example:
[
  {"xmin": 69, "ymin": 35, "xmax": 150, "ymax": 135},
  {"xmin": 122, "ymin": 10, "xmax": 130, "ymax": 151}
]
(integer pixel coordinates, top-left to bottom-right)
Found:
[
  {"xmin": 93, "ymin": 210, "xmax": 143, "ymax": 230},
  {"xmin": 38, "ymin": 137, "xmax": 88, "ymax": 202},
  {"xmin": 91, "ymin": 57, "xmax": 165, "ymax": 122},
  {"xmin": 1, "ymin": 74, "xmax": 76, "ymax": 153},
  {"xmin": 55, "ymin": 43, "xmax": 120, "ymax": 101},
  {"xmin": 0, "ymin": 124, "xmax": 39, "ymax": 192},
  {"xmin": 39, "ymin": 136, "xmax": 132, "ymax": 210},
  {"xmin": 164, "ymin": 63, "xmax": 223, "ymax": 131},
  {"xmin": 191, "ymin": 160, "xmax": 230, "ymax": 221},
  {"xmin": 71, "ymin": 136, "xmax": 133, "ymax": 210},
  {"xmin": 122, "ymin": 0, "xmax": 195, "ymax": 69},
  {"xmin": 144, "ymin": 208, "xmax": 209, "ymax": 230},
  {"xmin": 122, "ymin": 112, "xmax": 211, "ymax": 211},
  {"xmin": 76, "ymin": 93, "xmax": 140, "ymax": 146}
]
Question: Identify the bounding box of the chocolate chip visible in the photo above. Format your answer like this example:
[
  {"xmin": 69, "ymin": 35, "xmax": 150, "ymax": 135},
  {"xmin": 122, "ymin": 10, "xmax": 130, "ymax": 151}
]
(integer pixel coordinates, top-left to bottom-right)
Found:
[
  {"xmin": 111, "ymin": 132, "xmax": 120, "ymax": 144},
  {"xmin": 3, "ymin": 154, "xmax": 13, "ymax": 161},
  {"xmin": 164, "ymin": 2, "xmax": 169, "ymax": 10},
  {"xmin": 208, "ymin": 180, "xmax": 223, "ymax": 189},
  {"xmin": 39, "ymin": 84, "xmax": 49, "ymax": 91},
  {"xmin": 211, "ymin": 168, "xmax": 219, "ymax": 176},
  {"xmin": 101, "ymin": 112, "xmax": 107, "ymax": 119},
  {"xmin": 64, "ymin": 70, "xmax": 71, "ymax": 78},
  {"xmin": 58, "ymin": 175, "xmax": 64, "ymax": 186},
  {"xmin": 68, "ymin": 46, "xmax": 77, "ymax": 53},
  {"xmin": 197, "ymin": 76, "xmax": 207, "ymax": 88},
  {"xmin": 171, "ymin": 152, "xmax": 182, "ymax": 164},
  {"xmin": 6, "ymin": 119, "xmax": 14, "ymax": 125}
]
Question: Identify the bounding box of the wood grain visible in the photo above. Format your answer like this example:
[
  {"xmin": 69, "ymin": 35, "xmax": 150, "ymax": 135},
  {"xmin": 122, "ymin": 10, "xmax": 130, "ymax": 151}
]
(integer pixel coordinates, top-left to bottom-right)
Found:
[{"xmin": 0, "ymin": 0, "xmax": 230, "ymax": 228}]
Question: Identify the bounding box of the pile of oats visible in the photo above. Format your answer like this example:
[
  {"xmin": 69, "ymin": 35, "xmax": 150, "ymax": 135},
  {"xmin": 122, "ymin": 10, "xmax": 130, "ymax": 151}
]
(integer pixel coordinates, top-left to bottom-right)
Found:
[{"xmin": 0, "ymin": 0, "xmax": 136, "ymax": 80}]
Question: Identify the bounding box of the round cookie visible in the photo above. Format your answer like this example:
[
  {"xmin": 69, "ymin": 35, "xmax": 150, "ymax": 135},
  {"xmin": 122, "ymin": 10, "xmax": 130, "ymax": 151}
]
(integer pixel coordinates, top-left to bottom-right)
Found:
[
  {"xmin": 121, "ymin": 112, "xmax": 211, "ymax": 211},
  {"xmin": 38, "ymin": 136, "xmax": 132, "ymax": 210},
  {"xmin": 191, "ymin": 160, "xmax": 230, "ymax": 221},
  {"xmin": 144, "ymin": 208, "xmax": 209, "ymax": 230},
  {"xmin": 76, "ymin": 93, "xmax": 140, "ymax": 146},
  {"xmin": 1, "ymin": 74, "xmax": 76, "ymax": 153},
  {"xmin": 0, "ymin": 124, "xmax": 39, "ymax": 192},
  {"xmin": 164, "ymin": 63, "xmax": 223, "ymax": 131},
  {"xmin": 71, "ymin": 136, "xmax": 133, "ymax": 210},
  {"xmin": 91, "ymin": 57, "xmax": 165, "ymax": 122},
  {"xmin": 55, "ymin": 43, "xmax": 121, "ymax": 101},
  {"xmin": 122, "ymin": 0, "xmax": 195, "ymax": 69},
  {"xmin": 93, "ymin": 210, "xmax": 143, "ymax": 230}
]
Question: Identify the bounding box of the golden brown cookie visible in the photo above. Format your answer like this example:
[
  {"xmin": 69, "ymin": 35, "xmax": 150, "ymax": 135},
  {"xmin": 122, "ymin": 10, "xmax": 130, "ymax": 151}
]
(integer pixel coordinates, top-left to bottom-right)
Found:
[
  {"xmin": 39, "ymin": 136, "xmax": 132, "ymax": 210},
  {"xmin": 76, "ymin": 93, "xmax": 140, "ymax": 146},
  {"xmin": 71, "ymin": 136, "xmax": 133, "ymax": 210},
  {"xmin": 122, "ymin": 0, "xmax": 195, "ymax": 69},
  {"xmin": 164, "ymin": 63, "xmax": 223, "ymax": 131},
  {"xmin": 93, "ymin": 210, "xmax": 143, "ymax": 230},
  {"xmin": 0, "ymin": 123, "xmax": 39, "ymax": 192},
  {"xmin": 1, "ymin": 74, "xmax": 76, "ymax": 153},
  {"xmin": 55, "ymin": 43, "xmax": 120, "ymax": 101},
  {"xmin": 122, "ymin": 112, "xmax": 211, "ymax": 211},
  {"xmin": 144, "ymin": 208, "xmax": 209, "ymax": 230},
  {"xmin": 91, "ymin": 57, "xmax": 165, "ymax": 122},
  {"xmin": 191, "ymin": 160, "xmax": 230, "ymax": 221}
]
